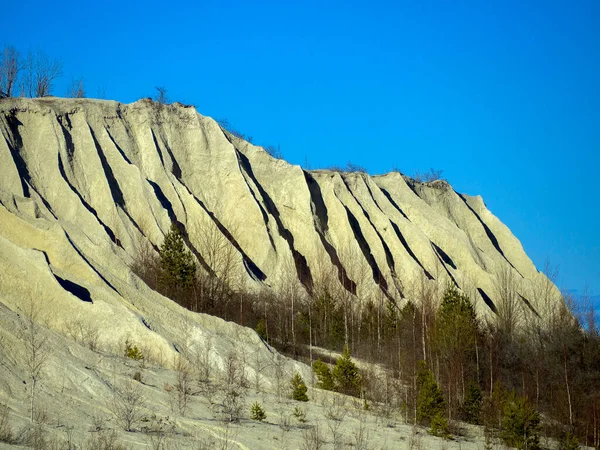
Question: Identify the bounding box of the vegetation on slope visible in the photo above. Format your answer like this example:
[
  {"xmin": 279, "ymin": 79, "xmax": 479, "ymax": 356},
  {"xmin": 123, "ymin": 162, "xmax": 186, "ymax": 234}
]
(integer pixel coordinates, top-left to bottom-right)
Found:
[{"xmin": 130, "ymin": 221, "xmax": 600, "ymax": 448}]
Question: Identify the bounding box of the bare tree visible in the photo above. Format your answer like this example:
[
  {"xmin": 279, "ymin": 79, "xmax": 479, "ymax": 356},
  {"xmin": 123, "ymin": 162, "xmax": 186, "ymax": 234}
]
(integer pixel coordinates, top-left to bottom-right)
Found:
[
  {"xmin": 0, "ymin": 46, "xmax": 20, "ymax": 97},
  {"xmin": 493, "ymin": 266, "xmax": 523, "ymax": 338},
  {"xmin": 154, "ymin": 86, "xmax": 169, "ymax": 104},
  {"xmin": 174, "ymin": 356, "xmax": 192, "ymax": 415},
  {"xmin": 21, "ymin": 50, "xmax": 63, "ymax": 97},
  {"xmin": 21, "ymin": 299, "xmax": 51, "ymax": 422},
  {"xmin": 68, "ymin": 77, "xmax": 86, "ymax": 98},
  {"xmin": 110, "ymin": 378, "xmax": 146, "ymax": 431}
]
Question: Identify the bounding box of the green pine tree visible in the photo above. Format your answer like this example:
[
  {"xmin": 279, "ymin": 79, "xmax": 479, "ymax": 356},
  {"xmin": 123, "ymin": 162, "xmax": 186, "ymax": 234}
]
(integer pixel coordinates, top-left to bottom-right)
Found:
[
  {"xmin": 312, "ymin": 359, "xmax": 334, "ymax": 391},
  {"xmin": 461, "ymin": 382, "xmax": 483, "ymax": 424},
  {"xmin": 501, "ymin": 391, "xmax": 540, "ymax": 450},
  {"xmin": 255, "ymin": 318, "xmax": 268, "ymax": 341},
  {"xmin": 416, "ymin": 361, "xmax": 448, "ymax": 435},
  {"xmin": 159, "ymin": 222, "xmax": 196, "ymax": 290},
  {"xmin": 250, "ymin": 402, "xmax": 266, "ymax": 422},
  {"xmin": 290, "ymin": 372, "xmax": 309, "ymax": 401},
  {"xmin": 332, "ymin": 346, "xmax": 361, "ymax": 397}
]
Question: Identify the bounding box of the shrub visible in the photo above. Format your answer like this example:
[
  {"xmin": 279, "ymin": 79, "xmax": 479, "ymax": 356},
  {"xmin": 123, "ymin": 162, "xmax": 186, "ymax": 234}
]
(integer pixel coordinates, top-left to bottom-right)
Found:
[
  {"xmin": 124, "ymin": 340, "xmax": 144, "ymax": 361},
  {"xmin": 332, "ymin": 346, "xmax": 361, "ymax": 397},
  {"xmin": 292, "ymin": 406, "xmax": 307, "ymax": 423},
  {"xmin": 250, "ymin": 402, "xmax": 266, "ymax": 422},
  {"xmin": 501, "ymin": 391, "xmax": 540, "ymax": 450},
  {"xmin": 312, "ymin": 360, "xmax": 334, "ymax": 391},
  {"xmin": 290, "ymin": 372, "xmax": 309, "ymax": 402}
]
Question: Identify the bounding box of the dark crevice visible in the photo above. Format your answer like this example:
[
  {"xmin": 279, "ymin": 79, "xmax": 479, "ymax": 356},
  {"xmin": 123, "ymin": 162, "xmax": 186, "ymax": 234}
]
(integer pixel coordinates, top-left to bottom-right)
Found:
[
  {"xmin": 232, "ymin": 158, "xmax": 276, "ymax": 250},
  {"xmin": 28, "ymin": 184, "xmax": 58, "ymax": 219},
  {"xmin": 179, "ymin": 183, "xmax": 267, "ymax": 282},
  {"xmin": 147, "ymin": 179, "xmax": 177, "ymax": 224},
  {"xmin": 121, "ymin": 207, "xmax": 156, "ymax": 251},
  {"xmin": 150, "ymin": 129, "xmax": 166, "ymax": 167},
  {"xmin": 141, "ymin": 317, "xmax": 153, "ymax": 331},
  {"xmin": 379, "ymin": 187, "xmax": 410, "ymax": 221},
  {"xmin": 236, "ymin": 150, "xmax": 312, "ymax": 290},
  {"xmin": 477, "ymin": 288, "xmax": 497, "ymax": 314},
  {"xmin": 151, "ymin": 130, "xmax": 181, "ymax": 179},
  {"xmin": 304, "ymin": 171, "xmax": 356, "ymax": 294},
  {"xmin": 361, "ymin": 176, "xmax": 385, "ymax": 215},
  {"xmin": 389, "ymin": 221, "xmax": 434, "ymax": 280},
  {"xmin": 518, "ymin": 293, "xmax": 540, "ymax": 318},
  {"xmin": 3, "ymin": 115, "xmax": 30, "ymax": 197},
  {"xmin": 431, "ymin": 242, "xmax": 457, "ymax": 270},
  {"xmin": 105, "ymin": 127, "xmax": 132, "ymax": 165},
  {"xmin": 57, "ymin": 115, "xmax": 75, "ymax": 162},
  {"xmin": 34, "ymin": 248, "xmax": 93, "ymax": 303},
  {"xmin": 342, "ymin": 203, "xmax": 389, "ymax": 292},
  {"xmin": 457, "ymin": 193, "xmax": 523, "ymax": 278},
  {"xmin": 431, "ymin": 244, "xmax": 459, "ymax": 288},
  {"xmin": 88, "ymin": 125, "xmax": 125, "ymax": 208},
  {"xmin": 63, "ymin": 231, "xmax": 120, "ymax": 295},
  {"xmin": 162, "ymin": 141, "xmax": 182, "ymax": 180},
  {"xmin": 340, "ymin": 176, "xmax": 394, "ymax": 297},
  {"xmin": 88, "ymin": 126, "xmax": 149, "ymax": 249},
  {"xmin": 57, "ymin": 153, "xmax": 120, "ymax": 247},
  {"xmin": 405, "ymin": 181, "xmax": 421, "ymax": 199},
  {"xmin": 55, "ymin": 275, "xmax": 93, "ymax": 303},
  {"xmin": 304, "ymin": 171, "xmax": 329, "ymax": 233}
]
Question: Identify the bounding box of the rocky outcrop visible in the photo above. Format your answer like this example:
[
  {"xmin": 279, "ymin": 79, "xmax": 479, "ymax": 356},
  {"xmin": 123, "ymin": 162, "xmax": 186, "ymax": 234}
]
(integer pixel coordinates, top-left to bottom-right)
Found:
[{"xmin": 0, "ymin": 97, "xmax": 560, "ymax": 327}]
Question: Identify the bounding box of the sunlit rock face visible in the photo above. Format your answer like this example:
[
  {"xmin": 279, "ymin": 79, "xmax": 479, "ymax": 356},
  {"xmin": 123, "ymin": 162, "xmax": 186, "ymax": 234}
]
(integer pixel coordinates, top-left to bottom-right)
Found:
[{"xmin": 0, "ymin": 97, "xmax": 560, "ymax": 327}]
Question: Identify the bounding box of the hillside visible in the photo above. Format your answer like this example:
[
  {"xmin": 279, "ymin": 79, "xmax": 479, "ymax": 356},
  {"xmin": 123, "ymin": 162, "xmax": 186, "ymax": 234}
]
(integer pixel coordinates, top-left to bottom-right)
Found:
[{"xmin": 1, "ymin": 97, "xmax": 592, "ymax": 449}]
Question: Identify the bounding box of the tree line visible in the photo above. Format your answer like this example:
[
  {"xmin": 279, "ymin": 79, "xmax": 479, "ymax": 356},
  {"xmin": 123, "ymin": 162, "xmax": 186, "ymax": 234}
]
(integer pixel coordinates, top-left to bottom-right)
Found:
[{"xmin": 136, "ymin": 217, "xmax": 599, "ymax": 447}]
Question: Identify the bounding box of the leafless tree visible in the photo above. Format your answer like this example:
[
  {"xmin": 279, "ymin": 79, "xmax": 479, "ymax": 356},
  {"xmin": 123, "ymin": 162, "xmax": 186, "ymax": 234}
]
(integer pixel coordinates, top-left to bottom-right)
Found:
[
  {"xmin": 300, "ymin": 424, "xmax": 324, "ymax": 450},
  {"xmin": 21, "ymin": 50, "xmax": 63, "ymax": 97},
  {"xmin": 154, "ymin": 86, "xmax": 169, "ymax": 104},
  {"xmin": 0, "ymin": 46, "xmax": 21, "ymax": 97},
  {"xmin": 192, "ymin": 218, "xmax": 240, "ymax": 313},
  {"xmin": 21, "ymin": 299, "xmax": 51, "ymax": 422},
  {"xmin": 68, "ymin": 77, "xmax": 86, "ymax": 98},
  {"xmin": 110, "ymin": 379, "xmax": 146, "ymax": 431},
  {"xmin": 214, "ymin": 351, "xmax": 247, "ymax": 422},
  {"xmin": 174, "ymin": 356, "xmax": 192, "ymax": 415}
]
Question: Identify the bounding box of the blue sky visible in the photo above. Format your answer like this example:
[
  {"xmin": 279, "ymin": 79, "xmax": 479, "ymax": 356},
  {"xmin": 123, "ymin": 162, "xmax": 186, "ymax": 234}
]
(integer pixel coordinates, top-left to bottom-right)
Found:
[{"xmin": 3, "ymin": 1, "xmax": 599, "ymax": 302}]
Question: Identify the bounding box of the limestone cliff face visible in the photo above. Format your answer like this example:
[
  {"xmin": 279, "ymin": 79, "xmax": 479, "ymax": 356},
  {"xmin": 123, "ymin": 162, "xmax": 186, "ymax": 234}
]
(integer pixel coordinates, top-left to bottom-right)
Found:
[{"xmin": 0, "ymin": 97, "xmax": 558, "ymax": 326}]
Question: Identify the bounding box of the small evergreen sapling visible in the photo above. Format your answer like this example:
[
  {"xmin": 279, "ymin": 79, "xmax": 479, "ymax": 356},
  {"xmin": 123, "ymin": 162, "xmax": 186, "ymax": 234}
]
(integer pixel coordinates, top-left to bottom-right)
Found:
[
  {"xmin": 332, "ymin": 346, "xmax": 361, "ymax": 397},
  {"xmin": 501, "ymin": 391, "xmax": 540, "ymax": 450},
  {"xmin": 312, "ymin": 360, "xmax": 334, "ymax": 391},
  {"xmin": 159, "ymin": 222, "xmax": 196, "ymax": 289},
  {"xmin": 461, "ymin": 382, "xmax": 483, "ymax": 424},
  {"xmin": 416, "ymin": 361, "xmax": 448, "ymax": 436},
  {"xmin": 250, "ymin": 402, "xmax": 266, "ymax": 422},
  {"xmin": 290, "ymin": 372, "xmax": 309, "ymax": 401},
  {"xmin": 124, "ymin": 340, "xmax": 144, "ymax": 361}
]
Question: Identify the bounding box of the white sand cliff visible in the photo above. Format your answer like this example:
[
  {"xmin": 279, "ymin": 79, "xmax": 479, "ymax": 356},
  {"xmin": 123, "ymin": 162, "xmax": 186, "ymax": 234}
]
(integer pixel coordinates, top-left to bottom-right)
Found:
[{"xmin": 0, "ymin": 97, "xmax": 563, "ymax": 448}]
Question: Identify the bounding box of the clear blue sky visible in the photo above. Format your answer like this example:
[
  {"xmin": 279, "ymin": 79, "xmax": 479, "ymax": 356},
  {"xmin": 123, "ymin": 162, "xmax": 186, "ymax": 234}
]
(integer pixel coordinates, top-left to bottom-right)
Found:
[{"xmin": 3, "ymin": 1, "xmax": 599, "ymax": 301}]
